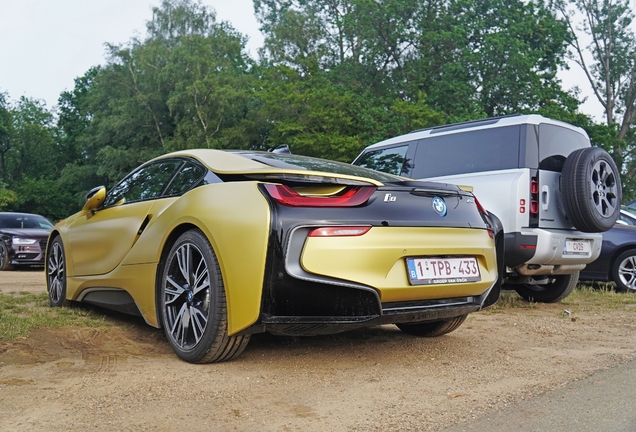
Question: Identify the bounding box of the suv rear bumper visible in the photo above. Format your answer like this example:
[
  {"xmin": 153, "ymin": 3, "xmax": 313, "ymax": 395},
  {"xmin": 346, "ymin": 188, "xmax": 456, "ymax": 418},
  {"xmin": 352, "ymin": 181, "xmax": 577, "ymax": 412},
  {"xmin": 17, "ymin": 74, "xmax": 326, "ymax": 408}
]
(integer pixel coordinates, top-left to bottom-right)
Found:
[{"xmin": 506, "ymin": 229, "xmax": 602, "ymax": 276}]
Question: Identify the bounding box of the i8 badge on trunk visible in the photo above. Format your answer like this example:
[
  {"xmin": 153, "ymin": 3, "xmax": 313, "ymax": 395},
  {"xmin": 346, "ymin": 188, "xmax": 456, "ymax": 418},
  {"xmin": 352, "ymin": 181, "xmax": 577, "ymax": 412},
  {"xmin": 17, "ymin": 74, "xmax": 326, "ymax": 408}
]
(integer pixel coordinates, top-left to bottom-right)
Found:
[{"xmin": 432, "ymin": 196, "xmax": 447, "ymax": 216}]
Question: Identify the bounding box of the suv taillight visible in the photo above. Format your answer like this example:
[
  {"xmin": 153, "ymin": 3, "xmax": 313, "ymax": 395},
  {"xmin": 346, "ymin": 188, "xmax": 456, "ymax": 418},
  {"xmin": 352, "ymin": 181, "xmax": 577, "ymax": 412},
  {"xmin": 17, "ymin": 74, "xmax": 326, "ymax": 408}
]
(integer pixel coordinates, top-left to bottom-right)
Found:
[
  {"xmin": 263, "ymin": 184, "xmax": 376, "ymax": 207},
  {"xmin": 530, "ymin": 179, "xmax": 539, "ymax": 194},
  {"xmin": 530, "ymin": 177, "xmax": 539, "ymax": 216}
]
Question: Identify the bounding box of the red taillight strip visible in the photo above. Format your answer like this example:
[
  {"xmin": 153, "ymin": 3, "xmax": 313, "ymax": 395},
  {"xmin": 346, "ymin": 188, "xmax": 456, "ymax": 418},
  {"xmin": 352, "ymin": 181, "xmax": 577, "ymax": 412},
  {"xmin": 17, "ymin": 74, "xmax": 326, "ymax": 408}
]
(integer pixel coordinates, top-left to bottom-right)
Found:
[
  {"xmin": 309, "ymin": 226, "xmax": 371, "ymax": 237},
  {"xmin": 263, "ymin": 184, "xmax": 376, "ymax": 207},
  {"xmin": 474, "ymin": 196, "xmax": 494, "ymax": 238},
  {"xmin": 474, "ymin": 196, "xmax": 487, "ymax": 216}
]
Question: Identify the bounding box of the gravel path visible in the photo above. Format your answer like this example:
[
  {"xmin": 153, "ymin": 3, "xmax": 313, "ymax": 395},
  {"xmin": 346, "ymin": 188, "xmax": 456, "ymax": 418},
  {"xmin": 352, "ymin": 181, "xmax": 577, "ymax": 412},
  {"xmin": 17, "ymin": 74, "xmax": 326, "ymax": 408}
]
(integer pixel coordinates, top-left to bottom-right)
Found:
[{"xmin": 1, "ymin": 270, "xmax": 636, "ymax": 431}]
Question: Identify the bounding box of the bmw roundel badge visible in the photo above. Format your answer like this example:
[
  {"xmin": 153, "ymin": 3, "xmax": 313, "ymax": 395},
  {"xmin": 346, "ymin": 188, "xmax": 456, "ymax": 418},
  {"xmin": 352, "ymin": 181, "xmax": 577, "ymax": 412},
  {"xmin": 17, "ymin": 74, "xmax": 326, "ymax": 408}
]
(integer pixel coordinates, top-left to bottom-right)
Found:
[{"xmin": 432, "ymin": 196, "xmax": 447, "ymax": 216}]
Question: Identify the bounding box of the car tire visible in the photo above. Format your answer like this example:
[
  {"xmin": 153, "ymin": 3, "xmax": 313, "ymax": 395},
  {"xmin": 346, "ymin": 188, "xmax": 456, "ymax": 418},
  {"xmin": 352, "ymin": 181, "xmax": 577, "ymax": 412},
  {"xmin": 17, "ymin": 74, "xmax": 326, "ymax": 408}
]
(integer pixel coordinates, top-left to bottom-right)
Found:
[
  {"xmin": 159, "ymin": 229, "xmax": 250, "ymax": 363},
  {"xmin": 396, "ymin": 315, "xmax": 467, "ymax": 337},
  {"xmin": 561, "ymin": 147, "xmax": 621, "ymax": 232},
  {"xmin": 0, "ymin": 242, "xmax": 14, "ymax": 271},
  {"xmin": 46, "ymin": 236, "xmax": 68, "ymax": 307},
  {"xmin": 514, "ymin": 272, "xmax": 579, "ymax": 303},
  {"xmin": 611, "ymin": 249, "xmax": 636, "ymax": 292}
]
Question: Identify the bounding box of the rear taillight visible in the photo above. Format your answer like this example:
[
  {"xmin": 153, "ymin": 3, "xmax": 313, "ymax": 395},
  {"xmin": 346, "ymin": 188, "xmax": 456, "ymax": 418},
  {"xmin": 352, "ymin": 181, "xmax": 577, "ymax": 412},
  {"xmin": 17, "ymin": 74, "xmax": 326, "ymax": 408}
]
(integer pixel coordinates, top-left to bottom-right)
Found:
[
  {"xmin": 263, "ymin": 184, "xmax": 376, "ymax": 207},
  {"xmin": 474, "ymin": 196, "xmax": 487, "ymax": 216},
  {"xmin": 530, "ymin": 179, "xmax": 539, "ymax": 194},
  {"xmin": 474, "ymin": 197, "xmax": 494, "ymax": 238},
  {"xmin": 309, "ymin": 226, "xmax": 371, "ymax": 237},
  {"xmin": 530, "ymin": 177, "xmax": 539, "ymax": 216}
]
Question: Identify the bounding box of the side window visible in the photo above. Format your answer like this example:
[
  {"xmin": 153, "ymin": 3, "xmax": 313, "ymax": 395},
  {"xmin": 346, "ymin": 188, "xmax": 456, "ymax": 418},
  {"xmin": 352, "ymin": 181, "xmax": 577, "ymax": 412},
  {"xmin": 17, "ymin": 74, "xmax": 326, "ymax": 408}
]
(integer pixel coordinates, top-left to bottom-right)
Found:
[
  {"xmin": 410, "ymin": 126, "xmax": 520, "ymax": 178},
  {"xmin": 104, "ymin": 160, "xmax": 183, "ymax": 207},
  {"xmin": 355, "ymin": 145, "xmax": 410, "ymax": 176},
  {"xmin": 620, "ymin": 213, "xmax": 636, "ymax": 226},
  {"xmin": 164, "ymin": 162, "xmax": 207, "ymax": 196}
]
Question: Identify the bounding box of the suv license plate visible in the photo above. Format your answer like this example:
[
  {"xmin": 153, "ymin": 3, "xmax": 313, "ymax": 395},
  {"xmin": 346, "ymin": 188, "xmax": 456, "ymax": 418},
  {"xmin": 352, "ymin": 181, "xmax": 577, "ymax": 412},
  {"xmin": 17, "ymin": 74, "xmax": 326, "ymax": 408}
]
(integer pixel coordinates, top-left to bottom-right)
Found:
[
  {"xmin": 406, "ymin": 257, "xmax": 481, "ymax": 285},
  {"xmin": 563, "ymin": 239, "xmax": 591, "ymax": 256}
]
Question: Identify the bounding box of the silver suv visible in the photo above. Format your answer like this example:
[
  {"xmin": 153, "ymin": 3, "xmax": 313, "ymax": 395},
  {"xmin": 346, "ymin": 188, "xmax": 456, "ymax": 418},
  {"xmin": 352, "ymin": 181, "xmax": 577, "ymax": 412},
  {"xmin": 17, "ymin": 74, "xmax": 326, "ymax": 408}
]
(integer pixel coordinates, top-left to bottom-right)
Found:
[{"xmin": 353, "ymin": 115, "xmax": 622, "ymax": 302}]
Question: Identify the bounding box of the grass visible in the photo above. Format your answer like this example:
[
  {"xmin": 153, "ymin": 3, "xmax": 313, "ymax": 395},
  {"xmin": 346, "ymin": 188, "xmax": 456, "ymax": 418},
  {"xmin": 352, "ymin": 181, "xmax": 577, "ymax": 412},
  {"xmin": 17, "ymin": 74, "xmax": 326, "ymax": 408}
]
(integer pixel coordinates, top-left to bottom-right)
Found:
[
  {"xmin": 564, "ymin": 282, "xmax": 636, "ymax": 310},
  {"xmin": 0, "ymin": 291, "xmax": 110, "ymax": 341},
  {"xmin": 1, "ymin": 282, "xmax": 635, "ymax": 342},
  {"xmin": 490, "ymin": 282, "xmax": 636, "ymax": 313}
]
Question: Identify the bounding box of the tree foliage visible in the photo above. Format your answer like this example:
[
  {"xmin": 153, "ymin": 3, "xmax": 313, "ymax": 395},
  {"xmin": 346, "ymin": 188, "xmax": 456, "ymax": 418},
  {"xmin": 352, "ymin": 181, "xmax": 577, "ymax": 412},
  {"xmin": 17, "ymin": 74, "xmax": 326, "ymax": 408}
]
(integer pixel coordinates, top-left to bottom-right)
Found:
[
  {"xmin": 3, "ymin": 0, "xmax": 636, "ymax": 219},
  {"xmin": 556, "ymin": 0, "xmax": 636, "ymax": 197},
  {"xmin": 254, "ymin": 0, "xmax": 573, "ymax": 119}
]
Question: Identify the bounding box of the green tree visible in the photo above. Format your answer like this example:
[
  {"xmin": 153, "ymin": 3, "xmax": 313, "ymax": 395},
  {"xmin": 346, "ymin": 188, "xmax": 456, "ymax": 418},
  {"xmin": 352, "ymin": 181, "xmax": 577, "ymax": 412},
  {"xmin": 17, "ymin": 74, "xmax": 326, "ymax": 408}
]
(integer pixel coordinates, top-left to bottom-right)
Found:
[
  {"xmin": 255, "ymin": 0, "xmax": 575, "ymax": 122},
  {"xmin": 556, "ymin": 0, "xmax": 636, "ymax": 198},
  {"xmin": 0, "ymin": 184, "xmax": 17, "ymax": 211},
  {"xmin": 62, "ymin": 0, "xmax": 259, "ymax": 184},
  {"xmin": 0, "ymin": 94, "xmax": 67, "ymax": 218}
]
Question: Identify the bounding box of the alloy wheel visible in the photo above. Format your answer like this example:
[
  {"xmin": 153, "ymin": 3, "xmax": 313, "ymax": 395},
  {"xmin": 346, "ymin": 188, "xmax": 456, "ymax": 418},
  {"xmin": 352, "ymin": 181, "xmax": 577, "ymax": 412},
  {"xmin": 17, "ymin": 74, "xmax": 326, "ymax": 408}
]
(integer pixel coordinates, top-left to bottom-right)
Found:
[
  {"xmin": 163, "ymin": 241, "xmax": 211, "ymax": 350},
  {"xmin": 47, "ymin": 240, "xmax": 66, "ymax": 304}
]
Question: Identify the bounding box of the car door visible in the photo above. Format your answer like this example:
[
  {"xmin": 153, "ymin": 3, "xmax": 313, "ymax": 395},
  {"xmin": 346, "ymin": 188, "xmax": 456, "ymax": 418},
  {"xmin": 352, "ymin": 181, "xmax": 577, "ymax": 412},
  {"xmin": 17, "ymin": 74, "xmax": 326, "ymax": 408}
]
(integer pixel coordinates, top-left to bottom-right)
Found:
[{"xmin": 68, "ymin": 159, "xmax": 184, "ymax": 276}]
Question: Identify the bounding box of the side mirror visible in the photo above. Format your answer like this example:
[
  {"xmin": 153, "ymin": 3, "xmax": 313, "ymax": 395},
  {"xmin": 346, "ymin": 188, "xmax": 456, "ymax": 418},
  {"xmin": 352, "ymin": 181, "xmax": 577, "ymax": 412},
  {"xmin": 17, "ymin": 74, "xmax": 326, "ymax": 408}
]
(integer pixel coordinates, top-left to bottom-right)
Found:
[
  {"xmin": 82, "ymin": 186, "xmax": 106, "ymax": 216},
  {"xmin": 616, "ymin": 220, "xmax": 628, "ymax": 226}
]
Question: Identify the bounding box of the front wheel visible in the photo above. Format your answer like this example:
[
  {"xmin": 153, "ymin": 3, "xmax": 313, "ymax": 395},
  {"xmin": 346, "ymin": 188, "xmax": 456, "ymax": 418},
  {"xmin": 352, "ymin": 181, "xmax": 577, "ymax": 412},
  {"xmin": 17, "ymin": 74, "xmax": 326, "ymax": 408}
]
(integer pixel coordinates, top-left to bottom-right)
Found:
[
  {"xmin": 0, "ymin": 242, "xmax": 14, "ymax": 271},
  {"xmin": 160, "ymin": 229, "xmax": 250, "ymax": 363},
  {"xmin": 514, "ymin": 272, "xmax": 579, "ymax": 303},
  {"xmin": 612, "ymin": 250, "xmax": 636, "ymax": 292},
  {"xmin": 46, "ymin": 236, "xmax": 68, "ymax": 307},
  {"xmin": 396, "ymin": 315, "xmax": 467, "ymax": 337}
]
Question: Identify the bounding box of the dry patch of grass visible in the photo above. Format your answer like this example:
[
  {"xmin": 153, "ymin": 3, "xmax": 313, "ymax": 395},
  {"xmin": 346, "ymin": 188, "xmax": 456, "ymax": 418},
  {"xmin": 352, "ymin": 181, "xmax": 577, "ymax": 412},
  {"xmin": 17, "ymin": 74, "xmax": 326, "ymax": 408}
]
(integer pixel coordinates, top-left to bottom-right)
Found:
[
  {"xmin": 0, "ymin": 292, "xmax": 110, "ymax": 340},
  {"xmin": 490, "ymin": 282, "xmax": 636, "ymax": 314},
  {"xmin": 563, "ymin": 282, "xmax": 636, "ymax": 311}
]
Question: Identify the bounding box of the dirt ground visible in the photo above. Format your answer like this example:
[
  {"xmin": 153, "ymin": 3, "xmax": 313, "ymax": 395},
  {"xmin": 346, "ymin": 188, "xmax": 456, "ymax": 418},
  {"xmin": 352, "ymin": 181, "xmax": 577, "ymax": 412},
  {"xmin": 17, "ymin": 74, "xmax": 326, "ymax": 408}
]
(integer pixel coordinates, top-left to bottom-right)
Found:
[{"xmin": 1, "ymin": 271, "xmax": 636, "ymax": 431}]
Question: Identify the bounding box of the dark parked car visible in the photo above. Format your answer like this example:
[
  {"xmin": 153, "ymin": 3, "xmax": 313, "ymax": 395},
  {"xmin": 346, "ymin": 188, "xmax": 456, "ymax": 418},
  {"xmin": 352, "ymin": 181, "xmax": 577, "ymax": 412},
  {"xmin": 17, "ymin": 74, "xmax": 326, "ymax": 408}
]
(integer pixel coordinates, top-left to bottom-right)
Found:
[
  {"xmin": 0, "ymin": 212, "xmax": 53, "ymax": 270},
  {"xmin": 623, "ymin": 199, "xmax": 636, "ymax": 214},
  {"xmin": 581, "ymin": 209, "xmax": 636, "ymax": 292}
]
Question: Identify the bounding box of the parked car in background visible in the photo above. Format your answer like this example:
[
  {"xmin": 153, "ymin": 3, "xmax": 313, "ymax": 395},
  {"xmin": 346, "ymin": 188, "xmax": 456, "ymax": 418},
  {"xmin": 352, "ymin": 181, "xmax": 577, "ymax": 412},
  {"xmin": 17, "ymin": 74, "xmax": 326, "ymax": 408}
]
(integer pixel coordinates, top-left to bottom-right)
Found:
[
  {"xmin": 581, "ymin": 209, "xmax": 636, "ymax": 292},
  {"xmin": 623, "ymin": 199, "xmax": 636, "ymax": 215},
  {"xmin": 618, "ymin": 208, "xmax": 636, "ymax": 226},
  {"xmin": 46, "ymin": 149, "xmax": 503, "ymax": 363},
  {"xmin": 353, "ymin": 114, "xmax": 622, "ymax": 303},
  {"xmin": 0, "ymin": 212, "xmax": 54, "ymax": 270}
]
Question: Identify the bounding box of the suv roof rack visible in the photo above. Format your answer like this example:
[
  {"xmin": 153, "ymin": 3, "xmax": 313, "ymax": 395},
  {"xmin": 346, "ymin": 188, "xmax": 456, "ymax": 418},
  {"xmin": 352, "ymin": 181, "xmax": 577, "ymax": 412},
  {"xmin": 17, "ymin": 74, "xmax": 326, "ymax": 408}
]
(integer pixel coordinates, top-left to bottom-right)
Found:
[{"xmin": 409, "ymin": 114, "xmax": 523, "ymax": 135}]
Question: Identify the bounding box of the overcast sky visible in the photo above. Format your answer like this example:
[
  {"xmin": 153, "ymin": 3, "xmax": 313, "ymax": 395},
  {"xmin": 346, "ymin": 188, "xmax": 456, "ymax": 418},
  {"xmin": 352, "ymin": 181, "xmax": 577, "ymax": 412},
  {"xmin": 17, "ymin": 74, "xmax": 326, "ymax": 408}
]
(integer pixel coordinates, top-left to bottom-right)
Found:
[{"xmin": 0, "ymin": 0, "xmax": 604, "ymax": 120}]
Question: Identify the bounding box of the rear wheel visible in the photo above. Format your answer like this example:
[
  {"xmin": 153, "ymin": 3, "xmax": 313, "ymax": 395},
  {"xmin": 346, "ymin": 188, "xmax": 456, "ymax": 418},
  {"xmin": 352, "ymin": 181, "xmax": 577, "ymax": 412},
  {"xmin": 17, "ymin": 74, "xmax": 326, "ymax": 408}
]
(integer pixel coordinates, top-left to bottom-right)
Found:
[
  {"xmin": 612, "ymin": 250, "xmax": 636, "ymax": 292},
  {"xmin": 0, "ymin": 242, "xmax": 14, "ymax": 271},
  {"xmin": 160, "ymin": 229, "xmax": 250, "ymax": 363},
  {"xmin": 46, "ymin": 236, "xmax": 68, "ymax": 307},
  {"xmin": 561, "ymin": 147, "xmax": 621, "ymax": 232},
  {"xmin": 396, "ymin": 315, "xmax": 467, "ymax": 337},
  {"xmin": 514, "ymin": 272, "xmax": 579, "ymax": 303}
]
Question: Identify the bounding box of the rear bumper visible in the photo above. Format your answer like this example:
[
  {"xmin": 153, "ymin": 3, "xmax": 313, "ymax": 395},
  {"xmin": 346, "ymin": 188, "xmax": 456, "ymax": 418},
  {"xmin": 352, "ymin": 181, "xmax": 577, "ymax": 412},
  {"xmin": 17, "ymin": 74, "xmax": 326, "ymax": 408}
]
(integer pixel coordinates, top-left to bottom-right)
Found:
[
  {"xmin": 297, "ymin": 226, "xmax": 499, "ymax": 302},
  {"xmin": 506, "ymin": 229, "xmax": 602, "ymax": 275},
  {"xmin": 243, "ymin": 292, "xmax": 496, "ymax": 336},
  {"xmin": 240, "ymin": 225, "xmax": 500, "ymax": 336}
]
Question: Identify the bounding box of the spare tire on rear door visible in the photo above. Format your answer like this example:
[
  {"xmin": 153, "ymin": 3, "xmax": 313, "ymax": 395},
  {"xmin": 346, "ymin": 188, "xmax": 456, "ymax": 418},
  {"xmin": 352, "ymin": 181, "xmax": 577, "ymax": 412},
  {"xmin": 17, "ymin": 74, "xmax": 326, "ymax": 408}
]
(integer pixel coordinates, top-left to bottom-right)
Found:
[{"xmin": 560, "ymin": 147, "xmax": 621, "ymax": 232}]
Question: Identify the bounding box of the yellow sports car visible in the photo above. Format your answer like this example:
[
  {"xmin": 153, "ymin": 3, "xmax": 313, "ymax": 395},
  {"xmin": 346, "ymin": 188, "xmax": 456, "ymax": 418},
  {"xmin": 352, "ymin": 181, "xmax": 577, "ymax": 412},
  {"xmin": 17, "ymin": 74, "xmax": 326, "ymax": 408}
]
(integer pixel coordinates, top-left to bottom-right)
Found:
[{"xmin": 46, "ymin": 150, "xmax": 503, "ymax": 363}]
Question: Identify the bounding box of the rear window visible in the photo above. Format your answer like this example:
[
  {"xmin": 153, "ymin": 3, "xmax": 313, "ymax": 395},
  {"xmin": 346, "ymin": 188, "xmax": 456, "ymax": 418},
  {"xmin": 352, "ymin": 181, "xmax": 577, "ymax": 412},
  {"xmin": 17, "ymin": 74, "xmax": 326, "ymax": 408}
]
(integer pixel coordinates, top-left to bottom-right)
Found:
[
  {"xmin": 354, "ymin": 145, "xmax": 409, "ymax": 176},
  {"xmin": 410, "ymin": 126, "xmax": 521, "ymax": 178},
  {"xmin": 538, "ymin": 124, "xmax": 590, "ymax": 172},
  {"xmin": 236, "ymin": 152, "xmax": 404, "ymax": 183}
]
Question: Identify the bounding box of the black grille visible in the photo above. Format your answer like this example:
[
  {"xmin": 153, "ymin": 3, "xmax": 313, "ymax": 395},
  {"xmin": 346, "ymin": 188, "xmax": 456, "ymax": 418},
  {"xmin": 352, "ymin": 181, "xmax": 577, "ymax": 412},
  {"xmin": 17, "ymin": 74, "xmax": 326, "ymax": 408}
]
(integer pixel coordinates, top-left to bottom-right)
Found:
[{"xmin": 39, "ymin": 239, "xmax": 48, "ymax": 253}]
